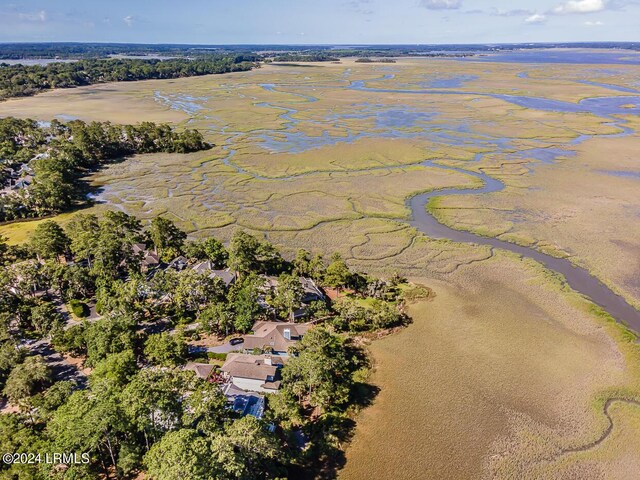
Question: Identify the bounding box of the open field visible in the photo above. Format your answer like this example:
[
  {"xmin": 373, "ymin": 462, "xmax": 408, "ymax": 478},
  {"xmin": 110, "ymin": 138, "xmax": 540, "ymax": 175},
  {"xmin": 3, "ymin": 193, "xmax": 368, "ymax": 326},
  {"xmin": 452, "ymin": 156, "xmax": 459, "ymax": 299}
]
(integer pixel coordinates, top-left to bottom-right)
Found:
[
  {"xmin": 342, "ymin": 253, "xmax": 640, "ymax": 480},
  {"xmin": 1, "ymin": 56, "xmax": 639, "ymax": 478}
]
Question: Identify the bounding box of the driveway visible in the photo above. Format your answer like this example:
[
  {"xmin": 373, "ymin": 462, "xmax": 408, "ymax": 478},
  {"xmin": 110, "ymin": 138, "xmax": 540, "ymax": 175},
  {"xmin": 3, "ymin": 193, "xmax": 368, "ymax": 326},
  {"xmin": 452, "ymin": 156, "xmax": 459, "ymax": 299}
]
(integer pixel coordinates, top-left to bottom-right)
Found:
[{"xmin": 208, "ymin": 341, "xmax": 241, "ymax": 353}]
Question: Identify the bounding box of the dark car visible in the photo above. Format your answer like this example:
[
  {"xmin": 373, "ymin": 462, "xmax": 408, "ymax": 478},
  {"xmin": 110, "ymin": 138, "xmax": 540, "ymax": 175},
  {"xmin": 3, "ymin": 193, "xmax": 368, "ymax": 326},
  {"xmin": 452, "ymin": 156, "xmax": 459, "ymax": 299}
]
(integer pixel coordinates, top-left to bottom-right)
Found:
[{"xmin": 229, "ymin": 337, "xmax": 244, "ymax": 346}]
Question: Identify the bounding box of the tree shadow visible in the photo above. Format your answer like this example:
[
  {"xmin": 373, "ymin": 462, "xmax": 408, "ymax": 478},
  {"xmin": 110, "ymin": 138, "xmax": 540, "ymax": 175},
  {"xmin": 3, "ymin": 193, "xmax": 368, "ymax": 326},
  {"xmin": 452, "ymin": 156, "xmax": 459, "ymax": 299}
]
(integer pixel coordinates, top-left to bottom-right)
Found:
[{"xmin": 289, "ymin": 380, "xmax": 381, "ymax": 480}]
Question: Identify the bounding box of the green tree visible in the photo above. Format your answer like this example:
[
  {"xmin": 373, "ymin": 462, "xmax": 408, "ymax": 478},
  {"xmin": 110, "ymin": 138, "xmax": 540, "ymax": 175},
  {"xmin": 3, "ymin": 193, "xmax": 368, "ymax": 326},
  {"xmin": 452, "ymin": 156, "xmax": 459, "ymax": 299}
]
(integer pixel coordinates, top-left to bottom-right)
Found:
[
  {"xmin": 228, "ymin": 230, "xmax": 284, "ymax": 275},
  {"xmin": 65, "ymin": 213, "xmax": 99, "ymax": 266},
  {"xmin": 199, "ymin": 303, "xmax": 233, "ymax": 336},
  {"xmin": 144, "ymin": 429, "xmax": 215, "ymax": 480},
  {"xmin": 323, "ymin": 253, "xmax": 352, "ymax": 292},
  {"xmin": 0, "ymin": 341, "xmax": 26, "ymax": 391},
  {"xmin": 210, "ymin": 416, "xmax": 283, "ymax": 479},
  {"xmin": 271, "ymin": 274, "xmax": 303, "ymax": 321},
  {"xmin": 90, "ymin": 350, "xmax": 138, "ymax": 388},
  {"xmin": 185, "ymin": 237, "xmax": 230, "ymax": 267},
  {"xmin": 149, "ymin": 217, "xmax": 186, "ymax": 261},
  {"xmin": 84, "ymin": 315, "xmax": 137, "ymax": 367},
  {"xmin": 2, "ymin": 355, "xmax": 51, "ymax": 405},
  {"xmin": 28, "ymin": 301, "xmax": 64, "ymax": 337},
  {"xmin": 282, "ymin": 328, "xmax": 360, "ymax": 412},
  {"xmin": 309, "ymin": 253, "xmax": 326, "ymax": 282},
  {"xmin": 0, "ymin": 413, "xmax": 51, "ymax": 480},
  {"xmin": 182, "ymin": 380, "xmax": 228, "ymax": 435},
  {"xmin": 229, "ymin": 274, "xmax": 263, "ymax": 333},
  {"xmin": 51, "ymin": 323, "xmax": 87, "ymax": 357},
  {"xmin": 173, "ymin": 270, "xmax": 224, "ymax": 318},
  {"xmin": 62, "ymin": 264, "xmax": 94, "ymax": 300},
  {"xmin": 0, "ymin": 234, "xmax": 8, "ymax": 265},
  {"xmin": 121, "ymin": 369, "xmax": 186, "ymax": 448},
  {"xmin": 50, "ymin": 388, "xmax": 128, "ymax": 477},
  {"xmin": 144, "ymin": 332, "xmax": 188, "ymax": 367},
  {"xmin": 293, "ymin": 248, "xmax": 312, "ymax": 277},
  {"xmin": 28, "ymin": 220, "xmax": 70, "ymax": 261},
  {"xmin": 228, "ymin": 230, "xmax": 262, "ymax": 274}
]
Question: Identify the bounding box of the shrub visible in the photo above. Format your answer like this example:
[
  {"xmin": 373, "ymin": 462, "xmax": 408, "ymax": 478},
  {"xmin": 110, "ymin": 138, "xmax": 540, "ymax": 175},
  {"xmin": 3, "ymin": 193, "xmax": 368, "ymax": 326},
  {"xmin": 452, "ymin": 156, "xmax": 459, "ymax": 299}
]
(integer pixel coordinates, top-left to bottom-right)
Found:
[
  {"xmin": 68, "ymin": 300, "xmax": 89, "ymax": 318},
  {"xmin": 207, "ymin": 352, "xmax": 227, "ymax": 362}
]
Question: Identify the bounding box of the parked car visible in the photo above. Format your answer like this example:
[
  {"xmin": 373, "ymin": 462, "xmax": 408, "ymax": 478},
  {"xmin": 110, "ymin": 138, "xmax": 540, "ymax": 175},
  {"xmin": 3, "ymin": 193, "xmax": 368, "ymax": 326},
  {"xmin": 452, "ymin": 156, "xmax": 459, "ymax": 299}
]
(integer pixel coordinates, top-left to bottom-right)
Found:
[{"xmin": 229, "ymin": 337, "xmax": 244, "ymax": 346}]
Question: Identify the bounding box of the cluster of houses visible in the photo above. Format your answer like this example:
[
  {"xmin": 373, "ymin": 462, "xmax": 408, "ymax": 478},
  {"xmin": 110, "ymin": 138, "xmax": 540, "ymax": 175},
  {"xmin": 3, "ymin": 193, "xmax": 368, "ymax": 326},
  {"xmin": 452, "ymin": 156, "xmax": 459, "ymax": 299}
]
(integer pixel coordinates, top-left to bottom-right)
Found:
[
  {"xmin": 0, "ymin": 163, "xmax": 34, "ymax": 196},
  {"xmin": 186, "ymin": 319, "xmax": 315, "ymax": 420},
  {"xmin": 132, "ymin": 243, "xmax": 239, "ymax": 288},
  {"xmin": 124, "ymin": 243, "xmax": 327, "ymax": 420}
]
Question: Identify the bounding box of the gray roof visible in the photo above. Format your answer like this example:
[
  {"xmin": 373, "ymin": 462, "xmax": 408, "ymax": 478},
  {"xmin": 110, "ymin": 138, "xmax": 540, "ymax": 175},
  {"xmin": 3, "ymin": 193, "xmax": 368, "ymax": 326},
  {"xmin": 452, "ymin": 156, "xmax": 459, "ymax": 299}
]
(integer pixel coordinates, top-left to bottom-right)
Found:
[
  {"xmin": 192, "ymin": 262, "xmax": 236, "ymax": 286},
  {"xmin": 184, "ymin": 362, "xmax": 215, "ymax": 380},
  {"xmin": 223, "ymin": 383, "xmax": 265, "ymax": 418},
  {"xmin": 221, "ymin": 354, "xmax": 278, "ymax": 381}
]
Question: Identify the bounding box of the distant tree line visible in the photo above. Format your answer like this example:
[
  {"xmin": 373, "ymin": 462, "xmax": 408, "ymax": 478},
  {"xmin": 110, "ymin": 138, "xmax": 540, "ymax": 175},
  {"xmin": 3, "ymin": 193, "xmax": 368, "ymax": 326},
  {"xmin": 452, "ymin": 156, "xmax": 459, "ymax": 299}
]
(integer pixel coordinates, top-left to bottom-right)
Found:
[
  {"xmin": 0, "ymin": 117, "xmax": 211, "ymax": 221},
  {"xmin": 0, "ymin": 56, "xmax": 257, "ymax": 100},
  {"xmin": 355, "ymin": 58, "xmax": 397, "ymax": 63},
  {"xmin": 270, "ymin": 53, "xmax": 340, "ymax": 62}
]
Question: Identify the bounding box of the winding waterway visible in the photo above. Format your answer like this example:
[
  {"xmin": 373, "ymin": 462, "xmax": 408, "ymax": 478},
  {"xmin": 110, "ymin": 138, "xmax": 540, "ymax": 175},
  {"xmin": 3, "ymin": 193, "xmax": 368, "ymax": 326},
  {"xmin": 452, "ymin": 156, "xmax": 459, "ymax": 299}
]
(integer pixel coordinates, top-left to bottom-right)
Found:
[
  {"xmin": 153, "ymin": 70, "xmax": 640, "ymax": 331},
  {"xmin": 348, "ymin": 77, "xmax": 640, "ymax": 331},
  {"xmin": 267, "ymin": 76, "xmax": 640, "ymax": 331}
]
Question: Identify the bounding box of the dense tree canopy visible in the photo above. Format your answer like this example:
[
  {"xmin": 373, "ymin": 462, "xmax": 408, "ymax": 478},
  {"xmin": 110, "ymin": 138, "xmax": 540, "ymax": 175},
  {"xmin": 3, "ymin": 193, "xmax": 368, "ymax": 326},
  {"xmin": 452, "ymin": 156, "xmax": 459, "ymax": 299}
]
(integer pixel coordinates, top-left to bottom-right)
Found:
[
  {"xmin": 0, "ymin": 56, "xmax": 256, "ymax": 101},
  {"xmin": 0, "ymin": 210, "xmax": 414, "ymax": 479},
  {"xmin": 0, "ymin": 118, "xmax": 211, "ymax": 222}
]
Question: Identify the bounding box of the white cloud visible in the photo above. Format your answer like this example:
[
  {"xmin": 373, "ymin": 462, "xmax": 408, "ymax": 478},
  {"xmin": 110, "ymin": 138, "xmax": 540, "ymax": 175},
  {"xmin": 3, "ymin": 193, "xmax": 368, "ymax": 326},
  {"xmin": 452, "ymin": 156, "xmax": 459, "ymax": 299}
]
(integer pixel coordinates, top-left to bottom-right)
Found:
[
  {"xmin": 525, "ymin": 13, "xmax": 547, "ymax": 23},
  {"xmin": 553, "ymin": 0, "xmax": 606, "ymax": 14},
  {"xmin": 18, "ymin": 10, "xmax": 47, "ymax": 22},
  {"xmin": 420, "ymin": 0, "xmax": 462, "ymax": 10},
  {"xmin": 584, "ymin": 19, "xmax": 604, "ymax": 24},
  {"xmin": 123, "ymin": 15, "xmax": 134, "ymax": 27}
]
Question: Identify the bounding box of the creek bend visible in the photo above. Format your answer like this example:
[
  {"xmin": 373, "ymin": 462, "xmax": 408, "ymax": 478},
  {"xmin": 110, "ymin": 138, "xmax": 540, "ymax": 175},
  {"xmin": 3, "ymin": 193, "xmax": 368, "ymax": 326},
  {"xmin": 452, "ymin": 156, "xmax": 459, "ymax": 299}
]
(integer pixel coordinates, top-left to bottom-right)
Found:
[{"xmin": 154, "ymin": 75, "xmax": 640, "ymax": 331}]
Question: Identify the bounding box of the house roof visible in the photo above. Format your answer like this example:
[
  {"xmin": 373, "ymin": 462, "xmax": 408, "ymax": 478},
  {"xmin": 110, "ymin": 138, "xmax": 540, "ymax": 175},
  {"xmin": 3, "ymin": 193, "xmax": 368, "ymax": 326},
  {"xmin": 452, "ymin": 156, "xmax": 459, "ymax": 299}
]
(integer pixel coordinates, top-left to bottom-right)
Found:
[
  {"xmin": 192, "ymin": 262, "xmax": 236, "ymax": 286},
  {"xmin": 166, "ymin": 256, "xmax": 189, "ymax": 272},
  {"xmin": 131, "ymin": 243, "xmax": 160, "ymax": 267},
  {"xmin": 132, "ymin": 243, "xmax": 147, "ymax": 254},
  {"xmin": 142, "ymin": 252, "xmax": 160, "ymax": 267},
  {"xmin": 242, "ymin": 321, "xmax": 311, "ymax": 352},
  {"xmin": 262, "ymin": 276, "xmax": 324, "ymax": 303},
  {"xmin": 223, "ymin": 383, "xmax": 265, "ymax": 418},
  {"xmin": 221, "ymin": 354, "xmax": 278, "ymax": 381},
  {"xmin": 184, "ymin": 362, "xmax": 216, "ymax": 380}
]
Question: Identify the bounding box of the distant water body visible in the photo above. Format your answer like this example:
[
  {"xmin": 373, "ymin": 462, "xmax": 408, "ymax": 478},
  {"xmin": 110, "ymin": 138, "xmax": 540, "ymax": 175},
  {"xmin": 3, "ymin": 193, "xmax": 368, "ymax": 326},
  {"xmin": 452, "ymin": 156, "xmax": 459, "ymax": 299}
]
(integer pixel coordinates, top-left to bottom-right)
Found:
[{"xmin": 460, "ymin": 50, "xmax": 640, "ymax": 65}]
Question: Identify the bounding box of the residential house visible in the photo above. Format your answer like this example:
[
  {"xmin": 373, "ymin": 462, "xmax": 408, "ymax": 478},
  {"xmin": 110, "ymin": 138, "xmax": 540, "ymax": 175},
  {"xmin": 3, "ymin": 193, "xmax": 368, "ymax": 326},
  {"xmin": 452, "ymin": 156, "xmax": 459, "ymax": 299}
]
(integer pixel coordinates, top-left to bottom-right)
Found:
[
  {"xmin": 191, "ymin": 260, "xmax": 237, "ymax": 287},
  {"xmin": 220, "ymin": 353, "xmax": 284, "ymax": 393},
  {"xmin": 222, "ymin": 383, "xmax": 265, "ymax": 419},
  {"xmin": 168, "ymin": 255, "xmax": 189, "ymax": 271},
  {"xmin": 132, "ymin": 243, "xmax": 160, "ymax": 271},
  {"xmin": 184, "ymin": 362, "xmax": 216, "ymax": 381},
  {"xmin": 185, "ymin": 363, "xmax": 266, "ymax": 419},
  {"xmin": 261, "ymin": 276, "xmax": 326, "ymax": 319},
  {"xmin": 241, "ymin": 321, "xmax": 311, "ymax": 356}
]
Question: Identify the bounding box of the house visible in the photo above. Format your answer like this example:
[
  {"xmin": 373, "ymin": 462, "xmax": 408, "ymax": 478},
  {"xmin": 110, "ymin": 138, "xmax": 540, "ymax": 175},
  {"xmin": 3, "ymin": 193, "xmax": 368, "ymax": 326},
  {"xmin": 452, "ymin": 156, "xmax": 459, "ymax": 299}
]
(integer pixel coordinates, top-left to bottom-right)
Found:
[
  {"xmin": 168, "ymin": 255, "xmax": 189, "ymax": 271},
  {"xmin": 184, "ymin": 362, "xmax": 216, "ymax": 380},
  {"xmin": 220, "ymin": 353, "xmax": 284, "ymax": 393},
  {"xmin": 223, "ymin": 383, "xmax": 265, "ymax": 419},
  {"xmin": 299, "ymin": 277, "xmax": 325, "ymax": 303},
  {"xmin": 132, "ymin": 243, "xmax": 160, "ymax": 270},
  {"xmin": 241, "ymin": 321, "xmax": 311, "ymax": 356},
  {"xmin": 191, "ymin": 261, "xmax": 236, "ymax": 286},
  {"xmin": 261, "ymin": 276, "xmax": 326, "ymax": 318},
  {"xmin": 13, "ymin": 175, "xmax": 33, "ymax": 190}
]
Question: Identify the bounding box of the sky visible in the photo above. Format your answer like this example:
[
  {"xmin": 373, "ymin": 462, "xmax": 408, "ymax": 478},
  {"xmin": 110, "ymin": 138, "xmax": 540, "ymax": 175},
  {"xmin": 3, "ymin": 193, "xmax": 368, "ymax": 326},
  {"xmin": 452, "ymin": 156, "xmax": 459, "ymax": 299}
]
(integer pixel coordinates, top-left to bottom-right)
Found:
[{"xmin": 0, "ymin": 0, "xmax": 638, "ymax": 44}]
